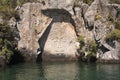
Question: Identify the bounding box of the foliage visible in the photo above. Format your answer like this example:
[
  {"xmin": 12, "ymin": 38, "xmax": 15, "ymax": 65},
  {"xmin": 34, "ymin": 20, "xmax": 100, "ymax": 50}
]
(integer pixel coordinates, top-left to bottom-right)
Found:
[
  {"xmin": 77, "ymin": 36, "xmax": 85, "ymax": 49},
  {"xmin": 107, "ymin": 14, "xmax": 115, "ymax": 23},
  {"xmin": 74, "ymin": 0, "xmax": 94, "ymax": 6},
  {"xmin": 95, "ymin": 14, "xmax": 102, "ymax": 21},
  {"xmin": 78, "ymin": 37, "xmax": 97, "ymax": 62},
  {"xmin": 83, "ymin": 0, "xmax": 94, "ymax": 5},
  {"xmin": 0, "ymin": 23, "xmax": 11, "ymax": 40},
  {"xmin": 17, "ymin": 0, "xmax": 38, "ymax": 6},
  {"xmin": 0, "ymin": 38, "xmax": 3, "ymax": 44},
  {"xmin": 78, "ymin": 35, "xmax": 97, "ymax": 56},
  {"xmin": 115, "ymin": 21, "xmax": 120, "ymax": 30},
  {"xmin": 109, "ymin": 0, "xmax": 120, "ymax": 4},
  {"xmin": 105, "ymin": 29, "xmax": 120, "ymax": 42},
  {"xmin": 0, "ymin": 0, "xmax": 17, "ymax": 20},
  {"xmin": 0, "ymin": 39, "xmax": 13, "ymax": 63},
  {"xmin": 0, "ymin": 22, "xmax": 17, "ymax": 63},
  {"xmin": 85, "ymin": 39, "xmax": 97, "ymax": 56}
]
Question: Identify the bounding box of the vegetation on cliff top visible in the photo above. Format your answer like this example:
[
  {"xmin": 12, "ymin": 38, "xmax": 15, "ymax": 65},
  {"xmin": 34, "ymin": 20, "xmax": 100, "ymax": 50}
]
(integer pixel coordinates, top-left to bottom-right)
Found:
[{"xmin": 109, "ymin": 0, "xmax": 120, "ymax": 4}]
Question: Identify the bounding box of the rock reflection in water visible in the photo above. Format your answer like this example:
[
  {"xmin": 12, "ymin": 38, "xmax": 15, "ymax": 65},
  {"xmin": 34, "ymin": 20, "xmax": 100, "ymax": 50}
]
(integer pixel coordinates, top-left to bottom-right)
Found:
[
  {"xmin": 43, "ymin": 62, "xmax": 78, "ymax": 80},
  {"xmin": 0, "ymin": 62, "xmax": 120, "ymax": 80}
]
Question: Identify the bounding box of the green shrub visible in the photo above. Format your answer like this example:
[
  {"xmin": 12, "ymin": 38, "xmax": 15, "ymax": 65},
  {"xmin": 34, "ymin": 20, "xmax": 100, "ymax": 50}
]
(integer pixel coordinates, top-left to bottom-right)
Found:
[
  {"xmin": 115, "ymin": 21, "xmax": 120, "ymax": 30},
  {"xmin": 0, "ymin": 23, "xmax": 16, "ymax": 63},
  {"xmin": 83, "ymin": 0, "xmax": 94, "ymax": 5},
  {"xmin": 74, "ymin": 0, "xmax": 94, "ymax": 6},
  {"xmin": 105, "ymin": 29, "xmax": 120, "ymax": 42},
  {"xmin": 86, "ymin": 39, "xmax": 97, "ymax": 55},
  {"xmin": 95, "ymin": 14, "xmax": 103, "ymax": 21},
  {"xmin": 78, "ymin": 36, "xmax": 97, "ymax": 56},
  {"xmin": 0, "ymin": 46, "xmax": 13, "ymax": 63},
  {"xmin": 107, "ymin": 14, "xmax": 115, "ymax": 23},
  {"xmin": 18, "ymin": 0, "xmax": 38, "ymax": 6},
  {"xmin": 0, "ymin": 39, "xmax": 13, "ymax": 63},
  {"xmin": 109, "ymin": 0, "xmax": 120, "ymax": 4},
  {"xmin": 77, "ymin": 36, "xmax": 85, "ymax": 49},
  {"xmin": 0, "ymin": 38, "xmax": 3, "ymax": 44},
  {"xmin": 0, "ymin": 0, "xmax": 17, "ymax": 20}
]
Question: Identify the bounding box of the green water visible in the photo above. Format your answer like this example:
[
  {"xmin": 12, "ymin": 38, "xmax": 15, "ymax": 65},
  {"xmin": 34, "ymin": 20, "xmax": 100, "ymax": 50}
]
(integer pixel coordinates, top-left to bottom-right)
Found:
[{"xmin": 0, "ymin": 62, "xmax": 120, "ymax": 80}]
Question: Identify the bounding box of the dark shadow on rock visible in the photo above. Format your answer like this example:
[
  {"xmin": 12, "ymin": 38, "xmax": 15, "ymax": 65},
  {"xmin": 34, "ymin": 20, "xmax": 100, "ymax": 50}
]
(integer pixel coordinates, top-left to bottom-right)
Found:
[
  {"xmin": 37, "ymin": 21, "xmax": 53, "ymax": 62},
  {"xmin": 37, "ymin": 9, "xmax": 77, "ymax": 62},
  {"xmin": 41, "ymin": 9, "xmax": 76, "ymax": 27},
  {"xmin": 10, "ymin": 50, "xmax": 25, "ymax": 64}
]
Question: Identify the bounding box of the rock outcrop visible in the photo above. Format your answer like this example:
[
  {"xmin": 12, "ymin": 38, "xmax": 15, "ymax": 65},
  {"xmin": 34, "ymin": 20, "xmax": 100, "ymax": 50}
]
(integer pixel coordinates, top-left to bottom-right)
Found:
[
  {"xmin": 17, "ymin": 2, "xmax": 79, "ymax": 61},
  {"xmin": 8, "ymin": 0, "xmax": 120, "ymax": 62},
  {"xmin": 84, "ymin": 0, "xmax": 120, "ymax": 62}
]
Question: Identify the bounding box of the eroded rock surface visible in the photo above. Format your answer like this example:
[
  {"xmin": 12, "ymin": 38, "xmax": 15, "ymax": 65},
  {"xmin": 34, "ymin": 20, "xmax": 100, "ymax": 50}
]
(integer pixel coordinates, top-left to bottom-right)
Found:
[
  {"xmin": 14, "ymin": 0, "xmax": 120, "ymax": 62},
  {"xmin": 17, "ymin": 2, "xmax": 79, "ymax": 61}
]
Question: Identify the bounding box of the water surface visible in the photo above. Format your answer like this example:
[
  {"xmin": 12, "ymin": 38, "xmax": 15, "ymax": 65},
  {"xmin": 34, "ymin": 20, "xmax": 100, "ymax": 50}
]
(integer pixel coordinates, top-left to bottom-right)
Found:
[{"xmin": 0, "ymin": 62, "xmax": 120, "ymax": 80}]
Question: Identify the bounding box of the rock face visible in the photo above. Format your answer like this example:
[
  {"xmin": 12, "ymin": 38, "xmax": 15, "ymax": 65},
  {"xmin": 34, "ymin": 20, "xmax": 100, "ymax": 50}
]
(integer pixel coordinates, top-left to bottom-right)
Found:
[
  {"xmin": 97, "ymin": 41, "xmax": 120, "ymax": 63},
  {"xmin": 17, "ymin": 3, "xmax": 44, "ymax": 62},
  {"xmin": 41, "ymin": 22, "xmax": 78, "ymax": 61},
  {"xmin": 17, "ymin": 2, "xmax": 79, "ymax": 61},
  {"xmin": 14, "ymin": 0, "xmax": 120, "ymax": 62},
  {"xmin": 84, "ymin": 0, "xmax": 120, "ymax": 62}
]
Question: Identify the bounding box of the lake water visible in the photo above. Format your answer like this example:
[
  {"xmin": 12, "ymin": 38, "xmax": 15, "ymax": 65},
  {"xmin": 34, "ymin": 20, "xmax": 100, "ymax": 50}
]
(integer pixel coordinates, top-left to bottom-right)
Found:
[{"xmin": 0, "ymin": 62, "xmax": 120, "ymax": 80}]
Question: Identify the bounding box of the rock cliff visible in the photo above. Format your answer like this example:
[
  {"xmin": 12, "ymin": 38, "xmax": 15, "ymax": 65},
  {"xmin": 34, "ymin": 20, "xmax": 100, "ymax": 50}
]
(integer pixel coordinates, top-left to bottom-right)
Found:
[
  {"xmin": 16, "ymin": 1, "xmax": 79, "ymax": 61},
  {"xmin": 1, "ymin": 0, "xmax": 119, "ymax": 63},
  {"xmin": 16, "ymin": 0, "xmax": 120, "ymax": 62}
]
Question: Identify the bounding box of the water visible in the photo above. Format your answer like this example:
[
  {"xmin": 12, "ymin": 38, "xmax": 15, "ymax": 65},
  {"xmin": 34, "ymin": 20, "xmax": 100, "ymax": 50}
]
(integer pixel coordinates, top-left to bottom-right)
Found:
[{"xmin": 0, "ymin": 62, "xmax": 120, "ymax": 80}]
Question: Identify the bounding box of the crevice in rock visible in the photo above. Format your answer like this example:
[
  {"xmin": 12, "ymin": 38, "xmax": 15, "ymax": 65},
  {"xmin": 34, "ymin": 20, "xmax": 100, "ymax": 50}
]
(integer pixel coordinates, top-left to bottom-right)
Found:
[{"xmin": 98, "ymin": 45, "xmax": 110, "ymax": 53}]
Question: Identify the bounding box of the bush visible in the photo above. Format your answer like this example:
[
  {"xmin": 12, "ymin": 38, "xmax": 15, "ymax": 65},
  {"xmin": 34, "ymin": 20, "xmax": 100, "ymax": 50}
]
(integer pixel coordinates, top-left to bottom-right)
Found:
[
  {"xmin": 107, "ymin": 14, "xmax": 115, "ymax": 23},
  {"xmin": 115, "ymin": 21, "xmax": 120, "ymax": 30},
  {"xmin": 78, "ymin": 36, "xmax": 97, "ymax": 56},
  {"xmin": 0, "ymin": 23, "xmax": 17, "ymax": 63},
  {"xmin": 83, "ymin": 0, "xmax": 94, "ymax": 5},
  {"xmin": 0, "ymin": 39, "xmax": 13, "ymax": 63},
  {"xmin": 0, "ymin": 47, "xmax": 13, "ymax": 63},
  {"xmin": 109, "ymin": 0, "xmax": 120, "ymax": 4},
  {"xmin": 74, "ymin": 0, "xmax": 94, "ymax": 6},
  {"xmin": 0, "ymin": 0, "xmax": 17, "ymax": 20},
  {"xmin": 77, "ymin": 36, "xmax": 85, "ymax": 49},
  {"xmin": 95, "ymin": 14, "xmax": 103, "ymax": 21},
  {"xmin": 105, "ymin": 29, "xmax": 120, "ymax": 42},
  {"xmin": 18, "ymin": 0, "xmax": 38, "ymax": 6},
  {"xmin": 85, "ymin": 39, "xmax": 97, "ymax": 56}
]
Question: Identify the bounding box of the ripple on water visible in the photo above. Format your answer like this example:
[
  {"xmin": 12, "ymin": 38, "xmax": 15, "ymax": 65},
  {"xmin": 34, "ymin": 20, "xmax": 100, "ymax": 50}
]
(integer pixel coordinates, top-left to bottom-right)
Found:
[{"xmin": 0, "ymin": 62, "xmax": 120, "ymax": 80}]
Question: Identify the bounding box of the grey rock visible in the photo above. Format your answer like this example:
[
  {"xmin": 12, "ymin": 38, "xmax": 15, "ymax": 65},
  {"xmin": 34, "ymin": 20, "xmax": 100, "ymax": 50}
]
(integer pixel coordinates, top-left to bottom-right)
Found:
[
  {"xmin": 97, "ymin": 41, "xmax": 120, "ymax": 61},
  {"xmin": 84, "ymin": 0, "xmax": 109, "ymax": 28},
  {"xmin": 17, "ymin": 3, "xmax": 44, "ymax": 62},
  {"xmin": 17, "ymin": 2, "xmax": 79, "ymax": 61},
  {"xmin": 13, "ymin": 0, "xmax": 120, "ymax": 62},
  {"xmin": 107, "ymin": 4, "xmax": 120, "ymax": 20}
]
